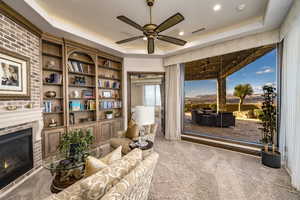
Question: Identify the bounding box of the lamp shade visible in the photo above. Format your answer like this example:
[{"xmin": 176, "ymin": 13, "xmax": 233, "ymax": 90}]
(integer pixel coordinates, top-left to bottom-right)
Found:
[{"xmin": 134, "ymin": 106, "xmax": 155, "ymax": 126}]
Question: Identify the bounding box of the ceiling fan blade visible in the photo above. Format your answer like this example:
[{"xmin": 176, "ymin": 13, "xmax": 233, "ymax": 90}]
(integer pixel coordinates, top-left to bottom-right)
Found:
[
  {"xmin": 148, "ymin": 38, "xmax": 154, "ymax": 54},
  {"xmin": 154, "ymin": 13, "xmax": 184, "ymax": 33},
  {"xmin": 117, "ymin": 16, "xmax": 144, "ymax": 31},
  {"xmin": 158, "ymin": 35, "xmax": 187, "ymax": 46},
  {"xmin": 116, "ymin": 36, "xmax": 144, "ymax": 44}
]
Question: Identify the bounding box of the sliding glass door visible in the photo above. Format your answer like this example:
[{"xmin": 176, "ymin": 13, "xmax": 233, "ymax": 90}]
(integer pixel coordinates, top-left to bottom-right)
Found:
[{"xmin": 183, "ymin": 45, "xmax": 278, "ymax": 144}]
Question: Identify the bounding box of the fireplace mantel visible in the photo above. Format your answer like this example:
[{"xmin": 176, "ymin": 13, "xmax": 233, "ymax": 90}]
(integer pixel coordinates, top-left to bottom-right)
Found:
[{"xmin": 0, "ymin": 108, "xmax": 43, "ymax": 140}]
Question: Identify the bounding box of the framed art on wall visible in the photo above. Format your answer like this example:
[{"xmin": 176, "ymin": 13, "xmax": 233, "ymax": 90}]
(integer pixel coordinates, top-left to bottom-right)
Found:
[{"xmin": 0, "ymin": 48, "xmax": 30, "ymax": 99}]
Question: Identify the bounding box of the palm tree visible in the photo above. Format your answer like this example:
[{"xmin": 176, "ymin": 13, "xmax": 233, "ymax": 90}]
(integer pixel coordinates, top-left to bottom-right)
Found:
[{"xmin": 233, "ymin": 84, "xmax": 253, "ymax": 112}]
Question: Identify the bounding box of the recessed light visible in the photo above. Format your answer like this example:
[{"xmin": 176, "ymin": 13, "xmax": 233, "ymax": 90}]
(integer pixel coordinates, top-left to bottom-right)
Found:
[
  {"xmin": 237, "ymin": 4, "xmax": 246, "ymax": 11},
  {"xmin": 143, "ymin": 36, "xmax": 147, "ymax": 41},
  {"xmin": 213, "ymin": 4, "xmax": 222, "ymax": 11},
  {"xmin": 179, "ymin": 31, "xmax": 184, "ymax": 36}
]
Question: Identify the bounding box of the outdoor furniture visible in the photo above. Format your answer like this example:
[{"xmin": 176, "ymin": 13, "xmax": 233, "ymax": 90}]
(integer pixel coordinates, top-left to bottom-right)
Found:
[{"xmin": 191, "ymin": 110, "xmax": 235, "ymax": 127}]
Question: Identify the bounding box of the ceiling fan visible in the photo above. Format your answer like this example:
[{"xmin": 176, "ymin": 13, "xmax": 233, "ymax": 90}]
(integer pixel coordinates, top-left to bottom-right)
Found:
[{"xmin": 116, "ymin": 0, "xmax": 187, "ymax": 54}]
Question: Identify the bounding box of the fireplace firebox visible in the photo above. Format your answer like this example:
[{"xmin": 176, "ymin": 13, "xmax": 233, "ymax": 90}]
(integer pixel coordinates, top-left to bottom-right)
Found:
[{"xmin": 0, "ymin": 128, "xmax": 33, "ymax": 190}]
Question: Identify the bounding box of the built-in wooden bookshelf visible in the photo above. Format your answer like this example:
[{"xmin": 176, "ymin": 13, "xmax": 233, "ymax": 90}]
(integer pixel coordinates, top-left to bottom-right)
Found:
[
  {"xmin": 98, "ymin": 57, "xmax": 122, "ymax": 120},
  {"xmin": 41, "ymin": 34, "xmax": 124, "ymax": 158},
  {"xmin": 67, "ymin": 52, "xmax": 97, "ymax": 125},
  {"xmin": 42, "ymin": 39, "xmax": 64, "ymax": 129}
]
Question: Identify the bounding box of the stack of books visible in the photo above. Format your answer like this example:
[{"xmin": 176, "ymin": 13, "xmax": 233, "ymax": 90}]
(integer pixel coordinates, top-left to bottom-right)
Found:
[
  {"xmin": 100, "ymin": 101, "xmax": 122, "ymax": 109},
  {"xmin": 68, "ymin": 61, "xmax": 88, "ymax": 73},
  {"xmin": 43, "ymin": 101, "xmax": 53, "ymax": 112},
  {"xmin": 98, "ymin": 80, "xmax": 120, "ymax": 89}
]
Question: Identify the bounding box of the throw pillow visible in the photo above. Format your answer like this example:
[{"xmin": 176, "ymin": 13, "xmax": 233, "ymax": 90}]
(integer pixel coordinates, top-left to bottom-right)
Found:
[
  {"xmin": 126, "ymin": 124, "xmax": 139, "ymax": 139},
  {"xmin": 84, "ymin": 156, "xmax": 108, "ymax": 178},
  {"xmin": 100, "ymin": 146, "xmax": 122, "ymax": 165}
]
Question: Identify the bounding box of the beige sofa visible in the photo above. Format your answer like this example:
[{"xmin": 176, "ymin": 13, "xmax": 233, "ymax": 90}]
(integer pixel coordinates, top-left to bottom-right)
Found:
[
  {"xmin": 110, "ymin": 124, "xmax": 158, "ymax": 154},
  {"xmin": 44, "ymin": 149, "xmax": 159, "ymax": 200}
]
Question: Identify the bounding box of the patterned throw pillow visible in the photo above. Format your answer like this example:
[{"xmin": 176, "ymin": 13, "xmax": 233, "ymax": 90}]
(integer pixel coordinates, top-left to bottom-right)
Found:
[
  {"xmin": 80, "ymin": 148, "xmax": 142, "ymax": 200},
  {"xmin": 84, "ymin": 156, "xmax": 107, "ymax": 178},
  {"xmin": 84, "ymin": 146, "xmax": 122, "ymax": 178},
  {"xmin": 100, "ymin": 146, "xmax": 122, "ymax": 165}
]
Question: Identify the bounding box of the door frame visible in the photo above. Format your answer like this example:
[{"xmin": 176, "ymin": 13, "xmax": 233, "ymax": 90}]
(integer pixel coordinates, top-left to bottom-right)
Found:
[{"xmin": 127, "ymin": 72, "xmax": 166, "ymax": 135}]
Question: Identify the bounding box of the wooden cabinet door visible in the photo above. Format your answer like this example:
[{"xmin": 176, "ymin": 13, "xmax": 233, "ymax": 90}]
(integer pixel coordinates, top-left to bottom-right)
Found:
[
  {"xmin": 43, "ymin": 128, "xmax": 65, "ymax": 158},
  {"xmin": 113, "ymin": 119, "xmax": 124, "ymax": 137},
  {"xmin": 99, "ymin": 121, "xmax": 113, "ymax": 142}
]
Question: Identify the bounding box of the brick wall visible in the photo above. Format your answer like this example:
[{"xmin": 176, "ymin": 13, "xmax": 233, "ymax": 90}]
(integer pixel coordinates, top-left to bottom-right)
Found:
[
  {"xmin": 0, "ymin": 12, "xmax": 41, "ymax": 109},
  {"xmin": 0, "ymin": 11, "xmax": 42, "ymax": 177}
]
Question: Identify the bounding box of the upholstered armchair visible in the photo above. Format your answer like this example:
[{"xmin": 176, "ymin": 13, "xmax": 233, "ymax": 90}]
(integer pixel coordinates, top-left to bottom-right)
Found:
[{"xmin": 110, "ymin": 123, "xmax": 158, "ymax": 154}]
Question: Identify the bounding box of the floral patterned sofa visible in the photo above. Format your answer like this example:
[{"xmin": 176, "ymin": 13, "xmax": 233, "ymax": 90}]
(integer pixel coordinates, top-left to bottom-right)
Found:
[{"xmin": 44, "ymin": 149, "xmax": 159, "ymax": 200}]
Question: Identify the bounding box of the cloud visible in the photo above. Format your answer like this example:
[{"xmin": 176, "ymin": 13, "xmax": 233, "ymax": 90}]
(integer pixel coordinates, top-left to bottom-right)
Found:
[{"xmin": 256, "ymin": 66, "xmax": 274, "ymax": 74}]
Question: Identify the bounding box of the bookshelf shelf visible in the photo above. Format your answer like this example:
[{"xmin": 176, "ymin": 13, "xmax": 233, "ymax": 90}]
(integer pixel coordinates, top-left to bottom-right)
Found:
[
  {"xmin": 98, "ymin": 65, "xmax": 122, "ymax": 72},
  {"xmin": 42, "ymin": 52, "xmax": 62, "ymax": 59},
  {"xmin": 69, "ymin": 110, "xmax": 96, "ymax": 113},
  {"xmin": 43, "ymin": 83, "xmax": 63, "ymax": 86},
  {"xmin": 43, "ymin": 67, "xmax": 62, "ymax": 72},
  {"xmin": 44, "ymin": 97, "xmax": 63, "ymax": 100},
  {"xmin": 69, "ymin": 71, "xmax": 96, "ymax": 77},
  {"xmin": 69, "ymin": 84, "xmax": 95, "ymax": 88},
  {"xmin": 98, "ymin": 76, "xmax": 121, "ymax": 81},
  {"xmin": 69, "ymin": 58, "xmax": 94, "ymax": 65},
  {"xmin": 69, "ymin": 98, "xmax": 96, "ymax": 100},
  {"xmin": 98, "ymin": 87, "xmax": 121, "ymax": 90}
]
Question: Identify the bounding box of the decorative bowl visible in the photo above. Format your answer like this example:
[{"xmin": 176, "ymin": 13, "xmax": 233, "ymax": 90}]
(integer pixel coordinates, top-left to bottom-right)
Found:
[{"xmin": 45, "ymin": 91, "xmax": 56, "ymax": 98}]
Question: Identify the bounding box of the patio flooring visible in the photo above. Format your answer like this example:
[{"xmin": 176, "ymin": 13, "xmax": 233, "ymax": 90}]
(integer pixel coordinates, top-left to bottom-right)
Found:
[{"xmin": 184, "ymin": 113, "xmax": 261, "ymax": 143}]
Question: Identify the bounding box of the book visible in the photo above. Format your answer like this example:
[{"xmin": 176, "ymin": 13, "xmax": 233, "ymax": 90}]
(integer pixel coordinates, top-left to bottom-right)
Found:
[
  {"xmin": 69, "ymin": 100, "xmax": 81, "ymax": 111},
  {"xmin": 68, "ymin": 61, "xmax": 74, "ymax": 72}
]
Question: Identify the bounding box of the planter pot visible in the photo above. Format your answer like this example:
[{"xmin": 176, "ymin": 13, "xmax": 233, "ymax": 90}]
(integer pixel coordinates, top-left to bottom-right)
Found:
[
  {"xmin": 106, "ymin": 114, "xmax": 113, "ymax": 119},
  {"xmin": 261, "ymin": 149, "xmax": 281, "ymax": 168}
]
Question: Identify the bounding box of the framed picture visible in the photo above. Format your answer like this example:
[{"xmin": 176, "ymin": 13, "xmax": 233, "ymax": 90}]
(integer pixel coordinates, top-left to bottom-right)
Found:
[
  {"xmin": 0, "ymin": 48, "xmax": 30, "ymax": 99},
  {"xmin": 103, "ymin": 91, "xmax": 112, "ymax": 98}
]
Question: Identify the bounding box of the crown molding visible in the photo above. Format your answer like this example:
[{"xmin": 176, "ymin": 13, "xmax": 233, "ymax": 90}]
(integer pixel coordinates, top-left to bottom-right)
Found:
[{"xmin": 0, "ymin": 2, "xmax": 42, "ymax": 37}]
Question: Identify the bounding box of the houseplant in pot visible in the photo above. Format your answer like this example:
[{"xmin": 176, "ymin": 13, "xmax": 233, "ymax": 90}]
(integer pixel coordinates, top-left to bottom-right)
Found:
[
  {"xmin": 105, "ymin": 110, "xmax": 114, "ymax": 119},
  {"xmin": 58, "ymin": 129, "xmax": 94, "ymax": 163},
  {"xmin": 258, "ymin": 85, "xmax": 280, "ymax": 168}
]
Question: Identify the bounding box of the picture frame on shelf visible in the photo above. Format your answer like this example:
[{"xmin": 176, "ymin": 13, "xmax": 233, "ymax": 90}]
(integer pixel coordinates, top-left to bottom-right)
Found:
[
  {"xmin": 0, "ymin": 47, "xmax": 30, "ymax": 100},
  {"xmin": 103, "ymin": 91, "xmax": 112, "ymax": 98}
]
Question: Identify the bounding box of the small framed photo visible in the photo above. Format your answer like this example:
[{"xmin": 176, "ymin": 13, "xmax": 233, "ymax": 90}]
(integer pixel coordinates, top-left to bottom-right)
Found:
[
  {"xmin": 0, "ymin": 48, "xmax": 30, "ymax": 99},
  {"xmin": 103, "ymin": 91, "xmax": 112, "ymax": 98}
]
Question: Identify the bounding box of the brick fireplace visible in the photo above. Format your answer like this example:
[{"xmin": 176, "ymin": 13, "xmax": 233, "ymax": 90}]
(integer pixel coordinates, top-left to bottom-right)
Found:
[{"xmin": 0, "ymin": 8, "xmax": 43, "ymax": 196}]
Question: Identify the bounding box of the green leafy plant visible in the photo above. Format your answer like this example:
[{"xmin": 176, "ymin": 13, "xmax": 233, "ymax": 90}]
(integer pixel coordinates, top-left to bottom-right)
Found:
[
  {"xmin": 233, "ymin": 84, "xmax": 253, "ymax": 112},
  {"xmin": 58, "ymin": 129, "xmax": 94, "ymax": 161},
  {"xmin": 258, "ymin": 85, "xmax": 277, "ymax": 152}
]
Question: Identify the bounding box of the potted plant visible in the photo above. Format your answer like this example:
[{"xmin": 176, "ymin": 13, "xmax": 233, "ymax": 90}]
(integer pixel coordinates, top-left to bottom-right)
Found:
[
  {"xmin": 258, "ymin": 85, "xmax": 280, "ymax": 168},
  {"xmin": 58, "ymin": 129, "xmax": 94, "ymax": 162},
  {"xmin": 105, "ymin": 110, "xmax": 114, "ymax": 119}
]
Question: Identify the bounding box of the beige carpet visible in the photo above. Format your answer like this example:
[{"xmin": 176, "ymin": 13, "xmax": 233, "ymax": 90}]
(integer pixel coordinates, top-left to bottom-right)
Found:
[
  {"xmin": 149, "ymin": 133, "xmax": 300, "ymax": 200},
  {"xmin": 1, "ymin": 133, "xmax": 299, "ymax": 200}
]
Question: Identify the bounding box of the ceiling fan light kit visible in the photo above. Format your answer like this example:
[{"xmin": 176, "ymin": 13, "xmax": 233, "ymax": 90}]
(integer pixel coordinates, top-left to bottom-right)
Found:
[{"xmin": 116, "ymin": 0, "xmax": 187, "ymax": 54}]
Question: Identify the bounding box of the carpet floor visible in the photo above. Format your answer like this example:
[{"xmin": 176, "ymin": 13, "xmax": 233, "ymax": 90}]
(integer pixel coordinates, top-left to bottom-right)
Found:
[{"xmin": 1, "ymin": 133, "xmax": 299, "ymax": 200}]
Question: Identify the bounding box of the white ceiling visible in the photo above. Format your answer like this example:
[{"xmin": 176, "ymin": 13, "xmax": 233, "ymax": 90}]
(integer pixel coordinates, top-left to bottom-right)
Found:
[{"xmin": 4, "ymin": 0, "xmax": 293, "ymax": 57}]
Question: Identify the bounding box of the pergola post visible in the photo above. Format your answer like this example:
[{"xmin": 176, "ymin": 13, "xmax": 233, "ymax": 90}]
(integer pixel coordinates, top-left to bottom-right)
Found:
[{"xmin": 217, "ymin": 77, "xmax": 226, "ymax": 112}]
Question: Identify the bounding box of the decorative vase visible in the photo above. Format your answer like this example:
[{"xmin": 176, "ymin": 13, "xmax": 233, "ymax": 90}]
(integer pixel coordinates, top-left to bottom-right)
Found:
[
  {"xmin": 261, "ymin": 149, "xmax": 281, "ymax": 168},
  {"xmin": 45, "ymin": 91, "xmax": 56, "ymax": 98}
]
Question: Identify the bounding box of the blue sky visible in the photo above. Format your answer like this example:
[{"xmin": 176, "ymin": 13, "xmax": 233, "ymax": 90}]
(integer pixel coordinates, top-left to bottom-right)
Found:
[{"xmin": 185, "ymin": 49, "xmax": 277, "ymax": 97}]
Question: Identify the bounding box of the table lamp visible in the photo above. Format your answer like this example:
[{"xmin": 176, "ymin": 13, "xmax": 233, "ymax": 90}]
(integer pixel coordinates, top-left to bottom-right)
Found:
[{"xmin": 134, "ymin": 106, "xmax": 155, "ymax": 147}]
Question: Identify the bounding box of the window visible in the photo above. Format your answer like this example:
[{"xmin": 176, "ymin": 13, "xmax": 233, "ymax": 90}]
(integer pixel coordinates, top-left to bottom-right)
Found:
[{"xmin": 144, "ymin": 85, "xmax": 161, "ymax": 106}]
